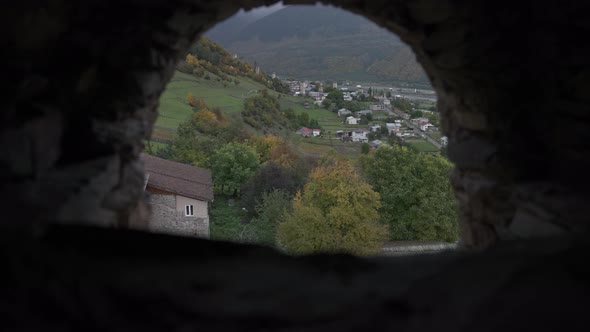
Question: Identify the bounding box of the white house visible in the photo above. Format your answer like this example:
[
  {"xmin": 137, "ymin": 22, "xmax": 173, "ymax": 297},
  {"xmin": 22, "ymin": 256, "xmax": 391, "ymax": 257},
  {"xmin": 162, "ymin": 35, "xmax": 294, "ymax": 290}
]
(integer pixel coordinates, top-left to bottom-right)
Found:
[
  {"xmin": 411, "ymin": 117, "xmax": 430, "ymax": 125},
  {"xmin": 351, "ymin": 129, "xmax": 369, "ymax": 142},
  {"xmin": 370, "ymin": 124, "xmax": 381, "ymax": 132},
  {"xmin": 441, "ymin": 136, "xmax": 449, "ymax": 146},
  {"xmin": 346, "ymin": 116, "xmax": 358, "ymax": 125},
  {"xmin": 420, "ymin": 122, "xmax": 433, "ymax": 131},
  {"xmin": 386, "ymin": 123, "xmax": 402, "ymax": 135},
  {"xmin": 312, "ymin": 129, "xmax": 321, "ymax": 137},
  {"xmin": 370, "ymin": 103, "xmax": 387, "ymax": 111}
]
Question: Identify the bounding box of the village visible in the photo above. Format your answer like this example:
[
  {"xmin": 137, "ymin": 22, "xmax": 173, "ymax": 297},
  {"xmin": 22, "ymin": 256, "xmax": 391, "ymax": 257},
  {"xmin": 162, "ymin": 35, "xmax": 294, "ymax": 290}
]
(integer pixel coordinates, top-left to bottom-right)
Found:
[{"xmin": 285, "ymin": 78, "xmax": 448, "ymax": 151}]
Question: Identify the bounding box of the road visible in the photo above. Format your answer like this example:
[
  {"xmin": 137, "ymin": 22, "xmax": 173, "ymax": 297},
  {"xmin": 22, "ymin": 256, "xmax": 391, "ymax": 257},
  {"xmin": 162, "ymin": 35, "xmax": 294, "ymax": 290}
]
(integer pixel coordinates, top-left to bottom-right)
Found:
[
  {"xmin": 403, "ymin": 119, "xmax": 442, "ymax": 149},
  {"xmin": 367, "ymin": 85, "xmax": 438, "ymax": 102}
]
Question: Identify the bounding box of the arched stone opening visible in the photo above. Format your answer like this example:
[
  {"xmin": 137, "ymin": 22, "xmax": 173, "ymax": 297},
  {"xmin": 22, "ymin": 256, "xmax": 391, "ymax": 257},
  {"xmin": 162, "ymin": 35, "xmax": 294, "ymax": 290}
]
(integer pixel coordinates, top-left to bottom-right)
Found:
[
  {"xmin": 2, "ymin": 1, "xmax": 590, "ymax": 329},
  {"xmin": 5, "ymin": 0, "xmax": 588, "ymax": 248}
]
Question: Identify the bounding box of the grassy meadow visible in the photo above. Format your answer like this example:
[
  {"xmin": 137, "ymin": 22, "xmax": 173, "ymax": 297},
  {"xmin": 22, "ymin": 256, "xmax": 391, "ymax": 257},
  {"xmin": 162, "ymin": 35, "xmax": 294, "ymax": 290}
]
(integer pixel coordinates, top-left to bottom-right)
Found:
[
  {"xmin": 153, "ymin": 71, "xmax": 266, "ymax": 141},
  {"xmin": 405, "ymin": 139, "xmax": 439, "ymax": 153}
]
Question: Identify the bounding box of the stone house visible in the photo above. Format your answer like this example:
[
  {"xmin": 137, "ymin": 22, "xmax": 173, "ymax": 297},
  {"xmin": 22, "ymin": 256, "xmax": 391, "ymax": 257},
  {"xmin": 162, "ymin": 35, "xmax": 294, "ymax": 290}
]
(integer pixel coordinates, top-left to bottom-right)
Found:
[{"xmin": 141, "ymin": 154, "xmax": 214, "ymax": 238}]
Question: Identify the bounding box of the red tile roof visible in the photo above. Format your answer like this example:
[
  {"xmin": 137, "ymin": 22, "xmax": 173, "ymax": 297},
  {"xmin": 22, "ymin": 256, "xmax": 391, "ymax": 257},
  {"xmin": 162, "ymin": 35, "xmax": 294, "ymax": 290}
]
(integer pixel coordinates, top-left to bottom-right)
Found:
[{"xmin": 141, "ymin": 154, "xmax": 214, "ymax": 202}]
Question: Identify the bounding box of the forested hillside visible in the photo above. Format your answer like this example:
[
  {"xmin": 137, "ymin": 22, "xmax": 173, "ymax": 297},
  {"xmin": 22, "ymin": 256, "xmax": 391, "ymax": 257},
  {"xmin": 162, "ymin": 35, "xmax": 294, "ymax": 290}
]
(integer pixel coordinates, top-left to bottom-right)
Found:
[{"xmin": 206, "ymin": 4, "xmax": 429, "ymax": 85}]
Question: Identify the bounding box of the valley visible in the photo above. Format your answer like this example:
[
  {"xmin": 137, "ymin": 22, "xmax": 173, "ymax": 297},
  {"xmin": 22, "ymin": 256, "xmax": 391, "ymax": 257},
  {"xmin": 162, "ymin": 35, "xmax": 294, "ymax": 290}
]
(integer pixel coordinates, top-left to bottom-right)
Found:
[{"xmin": 144, "ymin": 33, "xmax": 456, "ymax": 254}]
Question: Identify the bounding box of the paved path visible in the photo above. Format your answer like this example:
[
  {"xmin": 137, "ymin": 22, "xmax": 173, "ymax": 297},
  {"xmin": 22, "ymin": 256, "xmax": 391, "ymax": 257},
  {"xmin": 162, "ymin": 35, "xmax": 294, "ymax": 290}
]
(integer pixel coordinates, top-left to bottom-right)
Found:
[{"xmin": 403, "ymin": 120, "xmax": 442, "ymax": 149}]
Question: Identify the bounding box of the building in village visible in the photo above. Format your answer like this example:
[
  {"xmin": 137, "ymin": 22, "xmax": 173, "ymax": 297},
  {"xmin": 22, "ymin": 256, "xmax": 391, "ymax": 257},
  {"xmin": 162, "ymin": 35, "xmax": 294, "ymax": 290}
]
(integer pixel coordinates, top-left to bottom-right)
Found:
[
  {"xmin": 356, "ymin": 110, "xmax": 373, "ymax": 117},
  {"xmin": 369, "ymin": 140, "xmax": 384, "ymax": 149},
  {"xmin": 296, "ymin": 127, "xmax": 313, "ymax": 137},
  {"xmin": 141, "ymin": 154, "xmax": 214, "ymax": 238},
  {"xmin": 351, "ymin": 128, "xmax": 370, "ymax": 143},
  {"xmin": 370, "ymin": 103, "xmax": 387, "ymax": 111},
  {"xmin": 338, "ymin": 108, "xmax": 352, "ymax": 117},
  {"xmin": 370, "ymin": 124, "xmax": 382, "ymax": 132},
  {"xmin": 386, "ymin": 123, "xmax": 402, "ymax": 135},
  {"xmin": 346, "ymin": 116, "xmax": 359, "ymax": 125},
  {"xmin": 420, "ymin": 122, "xmax": 433, "ymax": 131}
]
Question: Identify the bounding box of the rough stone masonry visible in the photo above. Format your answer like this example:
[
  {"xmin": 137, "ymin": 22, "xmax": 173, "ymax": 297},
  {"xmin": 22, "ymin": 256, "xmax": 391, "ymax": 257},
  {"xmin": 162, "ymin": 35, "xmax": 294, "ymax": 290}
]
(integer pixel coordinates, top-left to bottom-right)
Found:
[{"xmin": 1, "ymin": 0, "xmax": 590, "ymax": 330}]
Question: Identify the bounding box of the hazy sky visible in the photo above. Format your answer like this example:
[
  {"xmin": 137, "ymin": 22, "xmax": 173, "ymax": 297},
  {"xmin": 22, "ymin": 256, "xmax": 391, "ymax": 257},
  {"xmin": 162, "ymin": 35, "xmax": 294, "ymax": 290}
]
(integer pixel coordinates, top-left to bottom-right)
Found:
[{"xmin": 237, "ymin": 2, "xmax": 285, "ymax": 20}]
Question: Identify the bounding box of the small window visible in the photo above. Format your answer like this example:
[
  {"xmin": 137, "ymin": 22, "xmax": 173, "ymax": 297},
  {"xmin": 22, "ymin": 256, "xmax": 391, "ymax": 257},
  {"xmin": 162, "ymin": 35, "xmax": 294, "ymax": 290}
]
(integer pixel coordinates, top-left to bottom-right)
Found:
[{"xmin": 185, "ymin": 205, "xmax": 194, "ymax": 216}]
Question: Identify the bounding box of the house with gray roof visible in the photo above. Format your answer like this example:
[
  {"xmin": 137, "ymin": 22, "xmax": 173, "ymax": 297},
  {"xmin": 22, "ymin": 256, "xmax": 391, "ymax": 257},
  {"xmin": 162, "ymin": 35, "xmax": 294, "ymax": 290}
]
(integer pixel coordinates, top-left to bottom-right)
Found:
[{"xmin": 141, "ymin": 154, "xmax": 214, "ymax": 238}]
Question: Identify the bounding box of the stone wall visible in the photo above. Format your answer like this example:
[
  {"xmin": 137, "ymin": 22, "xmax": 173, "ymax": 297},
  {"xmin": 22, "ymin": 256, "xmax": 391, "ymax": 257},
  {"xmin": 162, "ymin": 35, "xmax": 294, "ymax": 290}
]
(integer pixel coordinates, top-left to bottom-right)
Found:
[
  {"xmin": 3, "ymin": 0, "xmax": 590, "ymax": 249},
  {"xmin": 147, "ymin": 194, "xmax": 209, "ymax": 238},
  {"xmin": 2, "ymin": 224, "xmax": 589, "ymax": 331},
  {"xmin": 2, "ymin": 1, "xmax": 590, "ymax": 329}
]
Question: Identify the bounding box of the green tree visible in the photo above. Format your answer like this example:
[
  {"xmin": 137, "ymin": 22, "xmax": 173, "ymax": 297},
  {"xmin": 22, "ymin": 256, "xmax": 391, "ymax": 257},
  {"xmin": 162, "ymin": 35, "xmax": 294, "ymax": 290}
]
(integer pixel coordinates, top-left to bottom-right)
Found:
[
  {"xmin": 209, "ymin": 198, "xmax": 257, "ymax": 243},
  {"xmin": 277, "ymin": 160, "xmax": 388, "ymax": 256},
  {"xmin": 157, "ymin": 121, "xmax": 220, "ymax": 167},
  {"xmin": 210, "ymin": 143, "xmax": 260, "ymax": 196},
  {"xmin": 360, "ymin": 145, "xmax": 459, "ymax": 242},
  {"xmin": 426, "ymin": 112, "xmax": 440, "ymax": 127},
  {"xmin": 361, "ymin": 142, "xmax": 370, "ymax": 154},
  {"xmin": 410, "ymin": 110, "xmax": 424, "ymax": 119},
  {"xmin": 250, "ymin": 190, "xmax": 293, "ymax": 246}
]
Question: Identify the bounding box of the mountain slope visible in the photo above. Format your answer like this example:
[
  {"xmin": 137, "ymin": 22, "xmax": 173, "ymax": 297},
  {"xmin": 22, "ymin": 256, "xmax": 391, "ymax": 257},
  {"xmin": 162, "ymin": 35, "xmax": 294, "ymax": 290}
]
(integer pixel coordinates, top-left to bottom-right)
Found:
[{"xmin": 205, "ymin": 4, "xmax": 428, "ymax": 85}]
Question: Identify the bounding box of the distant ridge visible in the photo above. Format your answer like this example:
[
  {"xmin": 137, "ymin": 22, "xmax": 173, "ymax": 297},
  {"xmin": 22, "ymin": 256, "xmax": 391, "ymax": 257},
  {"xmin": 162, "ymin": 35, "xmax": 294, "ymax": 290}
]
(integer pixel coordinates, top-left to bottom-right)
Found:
[{"xmin": 206, "ymin": 4, "xmax": 428, "ymax": 85}]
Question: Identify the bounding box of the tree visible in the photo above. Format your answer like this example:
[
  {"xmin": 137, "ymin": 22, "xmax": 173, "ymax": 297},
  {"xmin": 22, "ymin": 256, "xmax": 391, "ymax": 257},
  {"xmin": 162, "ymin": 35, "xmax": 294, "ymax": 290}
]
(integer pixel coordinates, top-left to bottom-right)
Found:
[
  {"xmin": 277, "ymin": 160, "xmax": 388, "ymax": 256},
  {"xmin": 361, "ymin": 143, "xmax": 370, "ymax": 154},
  {"xmin": 194, "ymin": 98, "xmax": 208, "ymax": 111},
  {"xmin": 426, "ymin": 112, "xmax": 440, "ymax": 127},
  {"xmin": 185, "ymin": 54, "xmax": 199, "ymax": 67},
  {"xmin": 360, "ymin": 145, "xmax": 459, "ymax": 242},
  {"xmin": 249, "ymin": 190, "xmax": 293, "ymax": 246},
  {"xmin": 186, "ymin": 92, "xmax": 198, "ymax": 107},
  {"xmin": 156, "ymin": 120, "xmax": 221, "ymax": 168},
  {"xmin": 191, "ymin": 108, "xmax": 224, "ymax": 135},
  {"xmin": 249, "ymin": 135, "xmax": 284, "ymax": 164},
  {"xmin": 209, "ymin": 197, "xmax": 258, "ymax": 243},
  {"xmin": 410, "ymin": 110, "xmax": 424, "ymax": 119},
  {"xmin": 210, "ymin": 143, "xmax": 260, "ymax": 196}
]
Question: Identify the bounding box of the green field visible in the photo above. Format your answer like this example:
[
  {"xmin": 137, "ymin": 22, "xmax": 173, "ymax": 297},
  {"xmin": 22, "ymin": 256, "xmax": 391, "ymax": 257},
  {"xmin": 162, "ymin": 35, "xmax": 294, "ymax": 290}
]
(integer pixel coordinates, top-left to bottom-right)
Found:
[
  {"xmin": 405, "ymin": 139, "xmax": 439, "ymax": 152},
  {"xmin": 154, "ymin": 70, "xmax": 438, "ymax": 160},
  {"xmin": 154, "ymin": 71, "xmax": 269, "ymax": 140},
  {"xmin": 290, "ymin": 134, "xmax": 362, "ymax": 158},
  {"xmin": 427, "ymin": 131, "xmax": 443, "ymax": 141}
]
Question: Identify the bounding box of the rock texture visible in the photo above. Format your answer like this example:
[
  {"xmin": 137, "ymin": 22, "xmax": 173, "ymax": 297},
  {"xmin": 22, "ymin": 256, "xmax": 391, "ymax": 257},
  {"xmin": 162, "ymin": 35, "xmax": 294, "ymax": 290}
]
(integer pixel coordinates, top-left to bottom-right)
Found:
[
  {"xmin": 4, "ymin": 0, "xmax": 590, "ymax": 248},
  {"xmin": 147, "ymin": 194, "xmax": 209, "ymax": 238},
  {"xmin": 1, "ymin": 224, "xmax": 589, "ymax": 331},
  {"xmin": 2, "ymin": 0, "xmax": 590, "ymax": 328}
]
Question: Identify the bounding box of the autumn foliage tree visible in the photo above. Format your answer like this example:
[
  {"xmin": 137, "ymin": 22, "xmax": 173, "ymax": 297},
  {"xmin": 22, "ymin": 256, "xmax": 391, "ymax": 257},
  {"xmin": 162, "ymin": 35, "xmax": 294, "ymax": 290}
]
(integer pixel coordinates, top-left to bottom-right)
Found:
[
  {"xmin": 186, "ymin": 92, "xmax": 198, "ymax": 107},
  {"xmin": 277, "ymin": 160, "xmax": 388, "ymax": 256}
]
